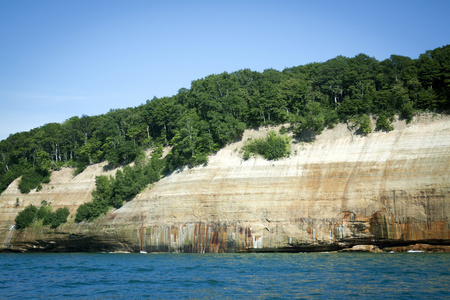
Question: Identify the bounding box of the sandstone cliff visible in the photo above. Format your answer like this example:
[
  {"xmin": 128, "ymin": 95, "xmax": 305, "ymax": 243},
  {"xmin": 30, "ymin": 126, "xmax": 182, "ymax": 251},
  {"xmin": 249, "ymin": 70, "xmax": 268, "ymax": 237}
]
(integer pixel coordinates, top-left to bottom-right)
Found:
[{"xmin": 1, "ymin": 114, "xmax": 449, "ymax": 252}]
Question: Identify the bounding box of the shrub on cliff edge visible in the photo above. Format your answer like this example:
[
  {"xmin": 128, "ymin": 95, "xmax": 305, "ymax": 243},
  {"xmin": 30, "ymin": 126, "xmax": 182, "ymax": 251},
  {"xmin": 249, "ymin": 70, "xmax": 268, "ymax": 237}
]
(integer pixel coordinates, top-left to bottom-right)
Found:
[{"xmin": 243, "ymin": 131, "xmax": 290, "ymax": 160}]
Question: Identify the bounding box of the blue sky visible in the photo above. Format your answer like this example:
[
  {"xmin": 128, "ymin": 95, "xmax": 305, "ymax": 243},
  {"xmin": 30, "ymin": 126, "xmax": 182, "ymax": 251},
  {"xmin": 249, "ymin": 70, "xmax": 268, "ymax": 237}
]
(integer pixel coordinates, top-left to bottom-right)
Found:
[{"xmin": 1, "ymin": 0, "xmax": 449, "ymax": 141}]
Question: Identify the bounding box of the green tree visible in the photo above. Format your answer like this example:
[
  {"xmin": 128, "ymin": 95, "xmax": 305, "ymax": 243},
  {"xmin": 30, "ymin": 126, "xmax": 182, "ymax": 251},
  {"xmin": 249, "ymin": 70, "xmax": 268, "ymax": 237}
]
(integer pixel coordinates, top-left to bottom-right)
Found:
[
  {"xmin": 277, "ymin": 76, "xmax": 308, "ymax": 117},
  {"xmin": 376, "ymin": 113, "xmax": 393, "ymax": 132},
  {"xmin": 50, "ymin": 207, "xmax": 70, "ymax": 228},
  {"xmin": 428, "ymin": 45, "xmax": 450, "ymax": 108},
  {"xmin": 293, "ymin": 101, "xmax": 327, "ymax": 140},
  {"xmin": 37, "ymin": 203, "xmax": 53, "ymax": 225},
  {"xmin": 317, "ymin": 56, "xmax": 349, "ymax": 109},
  {"xmin": 18, "ymin": 166, "xmax": 51, "ymax": 194},
  {"xmin": 15, "ymin": 204, "xmax": 37, "ymax": 229},
  {"xmin": 360, "ymin": 114, "xmax": 372, "ymax": 135}
]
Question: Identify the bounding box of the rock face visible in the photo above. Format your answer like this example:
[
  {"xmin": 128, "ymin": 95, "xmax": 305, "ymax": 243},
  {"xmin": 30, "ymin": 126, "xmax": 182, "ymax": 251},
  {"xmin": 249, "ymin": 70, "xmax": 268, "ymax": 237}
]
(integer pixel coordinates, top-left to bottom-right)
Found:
[
  {"xmin": 1, "ymin": 115, "xmax": 449, "ymax": 252},
  {"xmin": 340, "ymin": 245, "xmax": 383, "ymax": 253}
]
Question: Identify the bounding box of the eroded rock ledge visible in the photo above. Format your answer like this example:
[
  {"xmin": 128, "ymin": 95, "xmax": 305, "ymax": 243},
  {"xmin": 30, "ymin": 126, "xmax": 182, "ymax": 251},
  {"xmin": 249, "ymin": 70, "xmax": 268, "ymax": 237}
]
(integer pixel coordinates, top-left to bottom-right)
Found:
[{"xmin": 1, "ymin": 115, "xmax": 449, "ymax": 253}]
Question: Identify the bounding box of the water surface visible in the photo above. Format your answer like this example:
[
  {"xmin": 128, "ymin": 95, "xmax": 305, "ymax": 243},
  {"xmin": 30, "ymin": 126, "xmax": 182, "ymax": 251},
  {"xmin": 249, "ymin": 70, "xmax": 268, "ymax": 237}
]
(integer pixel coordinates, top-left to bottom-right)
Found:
[{"xmin": 1, "ymin": 252, "xmax": 449, "ymax": 299}]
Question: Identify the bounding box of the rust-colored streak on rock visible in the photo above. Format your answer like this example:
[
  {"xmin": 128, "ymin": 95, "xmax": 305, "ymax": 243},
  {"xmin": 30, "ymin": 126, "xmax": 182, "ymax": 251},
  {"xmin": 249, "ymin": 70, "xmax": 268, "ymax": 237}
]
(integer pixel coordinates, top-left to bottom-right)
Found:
[{"xmin": 138, "ymin": 227, "xmax": 145, "ymax": 251}]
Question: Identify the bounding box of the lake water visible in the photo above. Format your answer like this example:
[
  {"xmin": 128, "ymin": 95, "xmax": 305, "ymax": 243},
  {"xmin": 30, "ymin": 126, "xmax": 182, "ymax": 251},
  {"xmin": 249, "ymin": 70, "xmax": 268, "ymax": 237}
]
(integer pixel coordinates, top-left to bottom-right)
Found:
[{"xmin": 0, "ymin": 252, "xmax": 449, "ymax": 299}]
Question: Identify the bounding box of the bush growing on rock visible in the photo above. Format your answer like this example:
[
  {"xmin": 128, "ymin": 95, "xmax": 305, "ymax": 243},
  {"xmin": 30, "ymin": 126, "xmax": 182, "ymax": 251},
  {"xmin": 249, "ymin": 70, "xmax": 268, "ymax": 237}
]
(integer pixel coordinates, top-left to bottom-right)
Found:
[
  {"xmin": 376, "ymin": 113, "xmax": 394, "ymax": 132},
  {"xmin": 243, "ymin": 131, "xmax": 290, "ymax": 160},
  {"xmin": 14, "ymin": 204, "xmax": 38, "ymax": 230},
  {"xmin": 14, "ymin": 203, "xmax": 70, "ymax": 230},
  {"xmin": 37, "ymin": 203, "xmax": 53, "ymax": 225},
  {"xmin": 50, "ymin": 207, "xmax": 70, "ymax": 228},
  {"xmin": 359, "ymin": 114, "xmax": 372, "ymax": 135}
]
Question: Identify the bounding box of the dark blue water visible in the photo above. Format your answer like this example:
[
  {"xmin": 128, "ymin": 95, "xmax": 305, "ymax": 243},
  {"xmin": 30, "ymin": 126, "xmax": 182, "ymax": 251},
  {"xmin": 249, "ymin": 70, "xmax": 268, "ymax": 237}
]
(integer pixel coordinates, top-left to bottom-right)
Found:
[{"xmin": 0, "ymin": 252, "xmax": 449, "ymax": 299}]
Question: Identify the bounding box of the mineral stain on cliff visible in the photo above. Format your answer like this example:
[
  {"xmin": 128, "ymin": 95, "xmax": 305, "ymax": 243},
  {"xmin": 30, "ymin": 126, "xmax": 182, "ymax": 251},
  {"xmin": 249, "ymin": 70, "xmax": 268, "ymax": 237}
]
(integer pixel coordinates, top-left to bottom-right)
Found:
[{"xmin": 1, "ymin": 115, "xmax": 449, "ymax": 252}]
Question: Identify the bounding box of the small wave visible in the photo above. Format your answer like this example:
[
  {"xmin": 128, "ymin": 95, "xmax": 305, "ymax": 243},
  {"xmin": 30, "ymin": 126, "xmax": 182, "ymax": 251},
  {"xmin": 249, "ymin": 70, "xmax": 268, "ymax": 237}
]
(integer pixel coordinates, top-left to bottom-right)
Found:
[
  {"xmin": 407, "ymin": 250, "xmax": 425, "ymax": 253},
  {"xmin": 136, "ymin": 267, "xmax": 154, "ymax": 272},
  {"xmin": 205, "ymin": 279, "xmax": 223, "ymax": 287}
]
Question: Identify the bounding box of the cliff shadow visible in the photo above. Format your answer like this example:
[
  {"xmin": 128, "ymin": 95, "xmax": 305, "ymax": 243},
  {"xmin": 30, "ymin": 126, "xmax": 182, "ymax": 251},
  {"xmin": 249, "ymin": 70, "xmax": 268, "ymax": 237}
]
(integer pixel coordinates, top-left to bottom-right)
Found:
[
  {"xmin": 102, "ymin": 163, "xmax": 117, "ymax": 172},
  {"xmin": 292, "ymin": 128, "xmax": 317, "ymax": 143}
]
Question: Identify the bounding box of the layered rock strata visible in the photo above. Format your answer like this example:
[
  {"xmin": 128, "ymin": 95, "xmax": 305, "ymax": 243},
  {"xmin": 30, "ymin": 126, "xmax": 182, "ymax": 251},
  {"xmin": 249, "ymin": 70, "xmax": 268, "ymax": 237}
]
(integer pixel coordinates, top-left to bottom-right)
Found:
[{"xmin": 1, "ymin": 115, "xmax": 449, "ymax": 252}]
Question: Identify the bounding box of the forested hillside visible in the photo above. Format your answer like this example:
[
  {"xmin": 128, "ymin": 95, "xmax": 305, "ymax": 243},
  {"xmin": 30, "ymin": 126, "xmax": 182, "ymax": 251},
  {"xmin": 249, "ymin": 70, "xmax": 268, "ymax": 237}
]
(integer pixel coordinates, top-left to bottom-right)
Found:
[{"xmin": 1, "ymin": 45, "xmax": 449, "ymax": 204}]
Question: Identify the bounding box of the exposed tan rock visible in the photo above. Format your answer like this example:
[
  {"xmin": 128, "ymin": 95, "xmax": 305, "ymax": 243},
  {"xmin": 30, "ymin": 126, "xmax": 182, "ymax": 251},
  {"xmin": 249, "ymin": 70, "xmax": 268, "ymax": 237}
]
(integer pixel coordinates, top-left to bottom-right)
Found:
[
  {"xmin": 340, "ymin": 244, "xmax": 382, "ymax": 253},
  {"xmin": 1, "ymin": 114, "xmax": 449, "ymax": 252}
]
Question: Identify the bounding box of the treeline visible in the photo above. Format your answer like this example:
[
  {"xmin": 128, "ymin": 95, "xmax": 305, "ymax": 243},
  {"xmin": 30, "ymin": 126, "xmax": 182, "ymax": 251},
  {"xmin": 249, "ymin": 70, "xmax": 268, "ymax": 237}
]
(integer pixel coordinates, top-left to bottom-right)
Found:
[{"xmin": 1, "ymin": 45, "xmax": 449, "ymax": 196}]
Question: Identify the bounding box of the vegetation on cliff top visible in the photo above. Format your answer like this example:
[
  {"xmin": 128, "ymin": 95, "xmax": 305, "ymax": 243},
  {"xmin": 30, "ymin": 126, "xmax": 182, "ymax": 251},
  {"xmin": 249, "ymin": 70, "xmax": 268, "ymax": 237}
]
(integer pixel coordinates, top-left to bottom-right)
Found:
[{"xmin": 1, "ymin": 45, "xmax": 450, "ymax": 219}]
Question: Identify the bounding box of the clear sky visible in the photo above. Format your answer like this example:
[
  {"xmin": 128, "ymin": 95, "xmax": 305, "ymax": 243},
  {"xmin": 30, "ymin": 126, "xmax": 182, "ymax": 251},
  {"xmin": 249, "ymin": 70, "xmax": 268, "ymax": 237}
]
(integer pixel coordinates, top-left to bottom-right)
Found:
[{"xmin": 1, "ymin": 0, "xmax": 449, "ymax": 141}]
